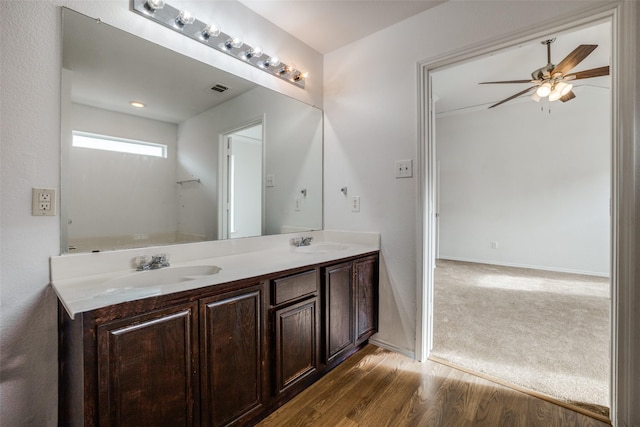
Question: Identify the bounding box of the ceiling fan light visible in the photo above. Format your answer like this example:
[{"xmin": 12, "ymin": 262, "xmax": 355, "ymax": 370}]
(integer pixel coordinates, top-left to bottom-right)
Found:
[
  {"xmin": 548, "ymin": 86, "xmax": 563, "ymax": 102},
  {"xmin": 560, "ymin": 82, "xmax": 573, "ymax": 96},
  {"xmin": 530, "ymin": 92, "xmax": 541, "ymax": 102},
  {"xmin": 536, "ymin": 82, "xmax": 552, "ymax": 97}
]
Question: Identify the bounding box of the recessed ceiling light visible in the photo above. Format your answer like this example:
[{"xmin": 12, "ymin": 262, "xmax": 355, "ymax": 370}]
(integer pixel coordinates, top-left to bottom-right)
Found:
[{"xmin": 130, "ymin": 101, "xmax": 145, "ymax": 108}]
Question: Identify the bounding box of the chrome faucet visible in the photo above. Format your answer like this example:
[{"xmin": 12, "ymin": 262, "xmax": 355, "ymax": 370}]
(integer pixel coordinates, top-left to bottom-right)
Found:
[
  {"xmin": 291, "ymin": 236, "xmax": 313, "ymax": 247},
  {"xmin": 136, "ymin": 254, "xmax": 170, "ymax": 271}
]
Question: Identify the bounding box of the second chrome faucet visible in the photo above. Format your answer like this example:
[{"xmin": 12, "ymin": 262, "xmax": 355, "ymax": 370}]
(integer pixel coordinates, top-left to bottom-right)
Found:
[
  {"xmin": 291, "ymin": 236, "xmax": 313, "ymax": 247},
  {"xmin": 136, "ymin": 254, "xmax": 170, "ymax": 271}
]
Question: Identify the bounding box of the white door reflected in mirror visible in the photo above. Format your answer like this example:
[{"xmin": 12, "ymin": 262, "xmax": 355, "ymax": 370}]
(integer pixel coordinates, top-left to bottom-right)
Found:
[{"xmin": 222, "ymin": 123, "xmax": 263, "ymax": 239}]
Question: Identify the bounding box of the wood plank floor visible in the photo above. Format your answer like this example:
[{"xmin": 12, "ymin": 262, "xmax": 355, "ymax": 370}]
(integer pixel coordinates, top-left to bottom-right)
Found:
[{"xmin": 257, "ymin": 345, "xmax": 611, "ymax": 427}]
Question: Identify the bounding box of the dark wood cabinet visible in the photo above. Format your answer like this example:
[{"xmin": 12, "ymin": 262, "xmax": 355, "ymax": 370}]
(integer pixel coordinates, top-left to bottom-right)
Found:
[
  {"xmin": 58, "ymin": 252, "xmax": 378, "ymax": 427},
  {"xmin": 96, "ymin": 303, "xmax": 199, "ymax": 427},
  {"xmin": 200, "ymin": 284, "xmax": 266, "ymax": 426},
  {"xmin": 324, "ymin": 262, "xmax": 355, "ymax": 366},
  {"xmin": 271, "ymin": 269, "xmax": 320, "ymax": 397},
  {"xmin": 273, "ymin": 298, "xmax": 319, "ymax": 395},
  {"xmin": 323, "ymin": 255, "xmax": 379, "ymax": 367},
  {"xmin": 355, "ymin": 256, "xmax": 378, "ymax": 345}
]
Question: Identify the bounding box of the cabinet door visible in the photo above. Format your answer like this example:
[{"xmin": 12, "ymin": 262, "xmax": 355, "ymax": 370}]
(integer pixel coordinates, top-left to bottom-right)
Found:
[
  {"xmin": 355, "ymin": 256, "xmax": 379, "ymax": 345},
  {"xmin": 324, "ymin": 262, "xmax": 355, "ymax": 365},
  {"xmin": 97, "ymin": 303, "xmax": 199, "ymax": 427},
  {"xmin": 200, "ymin": 284, "xmax": 266, "ymax": 427},
  {"xmin": 273, "ymin": 298, "xmax": 319, "ymax": 395}
]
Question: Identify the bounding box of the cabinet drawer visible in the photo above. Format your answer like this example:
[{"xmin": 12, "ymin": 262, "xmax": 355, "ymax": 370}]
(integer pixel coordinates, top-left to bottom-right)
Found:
[{"xmin": 272, "ymin": 270, "xmax": 318, "ymax": 306}]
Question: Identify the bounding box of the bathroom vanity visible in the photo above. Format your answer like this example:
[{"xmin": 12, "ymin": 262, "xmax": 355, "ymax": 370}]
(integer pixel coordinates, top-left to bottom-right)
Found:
[{"xmin": 53, "ymin": 232, "xmax": 379, "ymax": 426}]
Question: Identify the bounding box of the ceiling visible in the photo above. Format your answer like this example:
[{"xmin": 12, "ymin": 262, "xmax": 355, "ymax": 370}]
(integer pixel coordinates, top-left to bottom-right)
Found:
[
  {"xmin": 65, "ymin": 4, "xmax": 611, "ymax": 123},
  {"xmin": 430, "ymin": 20, "xmax": 611, "ymax": 113},
  {"xmin": 237, "ymin": 0, "xmax": 443, "ymax": 54},
  {"xmin": 236, "ymin": 1, "xmax": 610, "ymax": 111}
]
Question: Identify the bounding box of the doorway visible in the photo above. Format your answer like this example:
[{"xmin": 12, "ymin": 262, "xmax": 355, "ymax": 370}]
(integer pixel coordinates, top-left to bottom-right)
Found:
[
  {"xmin": 220, "ymin": 121, "xmax": 264, "ymax": 239},
  {"xmin": 420, "ymin": 16, "xmax": 614, "ymax": 421}
]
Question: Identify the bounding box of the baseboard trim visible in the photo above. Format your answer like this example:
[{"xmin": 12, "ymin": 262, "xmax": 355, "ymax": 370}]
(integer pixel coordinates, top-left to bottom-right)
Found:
[
  {"xmin": 368, "ymin": 338, "xmax": 416, "ymax": 360},
  {"xmin": 437, "ymin": 256, "xmax": 610, "ymax": 278},
  {"xmin": 428, "ymin": 355, "xmax": 611, "ymax": 425}
]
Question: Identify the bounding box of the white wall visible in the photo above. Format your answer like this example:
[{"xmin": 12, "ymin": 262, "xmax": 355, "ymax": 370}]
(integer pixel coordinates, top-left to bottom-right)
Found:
[
  {"xmin": 67, "ymin": 103, "xmax": 179, "ymax": 244},
  {"xmin": 177, "ymin": 86, "xmax": 322, "ymax": 240},
  {"xmin": 323, "ymin": 0, "xmax": 634, "ymax": 397},
  {"xmin": 0, "ymin": 1, "xmax": 322, "ymax": 425},
  {"xmin": 436, "ymin": 88, "xmax": 610, "ymax": 276}
]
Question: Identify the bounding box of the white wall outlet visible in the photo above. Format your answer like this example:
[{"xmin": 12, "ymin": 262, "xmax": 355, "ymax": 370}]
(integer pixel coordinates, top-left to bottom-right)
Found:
[
  {"xmin": 266, "ymin": 174, "xmax": 275, "ymax": 187},
  {"xmin": 395, "ymin": 159, "xmax": 413, "ymax": 178},
  {"xmin": 351, "ymin": 196, "xmax": 360, "ymax": 212},
  {"xmin": 295, "ymin": 197, "xmax": 301, "ymax": 211},
  {"xmin": 32, "ymin": 188, "xmax": 56, "ymax": 216},
  {"xmin": 491, "ymin": 241, "xmax": 499, "ymax": 249}
]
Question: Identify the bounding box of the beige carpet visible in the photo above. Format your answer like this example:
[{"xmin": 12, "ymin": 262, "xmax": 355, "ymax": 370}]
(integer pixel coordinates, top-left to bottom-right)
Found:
[{"xmin": 431, "ymin": 259, "xmax": 610, "ymax": 417}]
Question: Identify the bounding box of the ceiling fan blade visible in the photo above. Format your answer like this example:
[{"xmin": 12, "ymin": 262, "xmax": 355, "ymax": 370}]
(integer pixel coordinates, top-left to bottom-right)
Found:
[
  {"xmin": 560, "ymin": 91, "xmax": 576, "ymax": 103},
  {"xmin": 567, "ymin": 65, "xmax": 610, "ymax": 80},
  {"xmin": 479, "ymin": 79, "xmax": 533, "ymax": 84},
  {"xmin": 551, "ymin": 44, "xmax": 598, "ymax": 75},
  {"xmin": 488, "ymin": 86, "xmax": 537, "ymax": 109}
]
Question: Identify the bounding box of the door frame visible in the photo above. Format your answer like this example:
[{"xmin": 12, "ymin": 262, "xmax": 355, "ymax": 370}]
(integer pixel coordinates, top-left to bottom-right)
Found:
[
  {"xmin": 218, "ymin": 116, "xmax": 266, "ymax": 240},
  {"xmin": 416, "ymin": 2, "xmax": 637, "ymax": 425}
]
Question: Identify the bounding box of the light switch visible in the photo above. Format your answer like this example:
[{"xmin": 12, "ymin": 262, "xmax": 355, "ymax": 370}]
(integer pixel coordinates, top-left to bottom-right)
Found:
[{"xmin": 351, "ymin": 196, "xmax": 360, "ymax": 212}]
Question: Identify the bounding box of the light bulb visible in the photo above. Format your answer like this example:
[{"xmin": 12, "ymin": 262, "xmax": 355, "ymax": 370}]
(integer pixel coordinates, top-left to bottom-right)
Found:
[
  {"xmin": 536, "ymin": 82, "xmax": 552, "ymax": 97},
  {"xmin": 224, "ymin": 37, "xmax": 243, "ymax": 50},
  {"xmin": 130, "ymin": 101, "xmax": 145, "ymax": 108},
  {"xmin": 176, "ymin": 10, "xmax": 195, "ymax": 26},
  {"xmin": 293, "ymin": 71, "xmax": 309, "ymax": 82},
  {"xmin": 244, "ymin": 46, "xmax": 263, "ymax": 59},
  {"xmin": 530, "ymin": 92, "xmax": 541, "ymax": 102},
  {"xmin": 266, "ymin": 56, "xmax": 280, "ymax": 67},
  {"xmin": 201, "ymin": 24, "xmax": 220, "ymax": 40},
  {"xmin": 145, "ymin": 0, "xmax": 165, "ymax": 11}
]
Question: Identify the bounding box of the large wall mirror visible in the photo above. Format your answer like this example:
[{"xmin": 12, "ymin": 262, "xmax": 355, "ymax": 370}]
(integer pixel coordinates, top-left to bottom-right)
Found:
[{"xmin": 60, "ymin": 8, "xmax": 323, "ymax": 254}]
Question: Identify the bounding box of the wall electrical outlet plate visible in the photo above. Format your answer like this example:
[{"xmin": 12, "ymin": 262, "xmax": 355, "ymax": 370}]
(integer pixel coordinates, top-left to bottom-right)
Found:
[
  {"xmin": 395, "ymin": 160, "xmax": 413, "ymax": 178},
  {"xmin": 32, "ymin": 188, "xmax": 57, "ymax": 216},
  {"xmin": 266, "ymin": 174, "xmax": 275, "ymax": 187}
]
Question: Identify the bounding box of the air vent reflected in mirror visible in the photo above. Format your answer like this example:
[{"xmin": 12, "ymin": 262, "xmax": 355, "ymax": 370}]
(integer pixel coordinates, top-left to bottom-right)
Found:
[{"xmin": 211, "ymin": 83, "xmax": 231, "ymax": 94}]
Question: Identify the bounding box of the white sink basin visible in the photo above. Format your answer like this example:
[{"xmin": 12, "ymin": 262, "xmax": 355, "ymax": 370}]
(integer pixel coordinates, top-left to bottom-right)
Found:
[
  {"xmin": 295, "ymin": 243, "xmax": 348, "ymax": 254},
  {"xmin": 104, "ymin": 265, "xmax": 222, "ymax": 288}
]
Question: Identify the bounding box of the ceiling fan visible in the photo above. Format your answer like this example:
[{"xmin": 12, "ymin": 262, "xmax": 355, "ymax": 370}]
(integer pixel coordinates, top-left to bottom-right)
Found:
[{"xmin": 480, "ymin": 38, "xmax": 610, "ymax": 109}]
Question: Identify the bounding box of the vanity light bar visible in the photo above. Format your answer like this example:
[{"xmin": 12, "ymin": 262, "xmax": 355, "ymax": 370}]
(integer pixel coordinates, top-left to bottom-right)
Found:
[{"xmin": 131, "ymin": 0, "xmax": 306, "ymax": 89}]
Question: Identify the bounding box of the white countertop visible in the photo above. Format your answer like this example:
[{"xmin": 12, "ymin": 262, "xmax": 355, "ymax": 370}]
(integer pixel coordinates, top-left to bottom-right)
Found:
[{"xmin": 51, "ymin": 231, "xmax": 380, "ymax": 318}]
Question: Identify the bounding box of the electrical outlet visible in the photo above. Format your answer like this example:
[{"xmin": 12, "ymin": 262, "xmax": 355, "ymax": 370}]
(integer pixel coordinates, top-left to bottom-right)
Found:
[
  {"xmin": 491, "ymin": 241, "xmax": 499, "ymax": 249},
  {"xmin": 295, "ymin": 197, "xmax": 301, "ymax": 211},
  {"xmin": 266, "ymin": 174, "xmax": 275, "ymax": 187},
  {"xmin": 32, "ymin": 188, "xmax": 56, "ymax": 216},
  {"xmin": 351, "ymin": 196, "xmax": 360, "ymax": 212},
  {"xmin": 395, "ymin": 160, "xmax": 413, "ymax": 178}
]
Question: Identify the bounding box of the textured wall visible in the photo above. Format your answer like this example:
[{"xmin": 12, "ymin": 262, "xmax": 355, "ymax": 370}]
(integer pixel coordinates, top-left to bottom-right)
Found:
[
  {"xmin": 0, "ymin": 1, "xmax": 322, "ymax": 425},
  {"xmin": 323, "ymin": 1, "xmax": 638, "ymax": 424}
]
